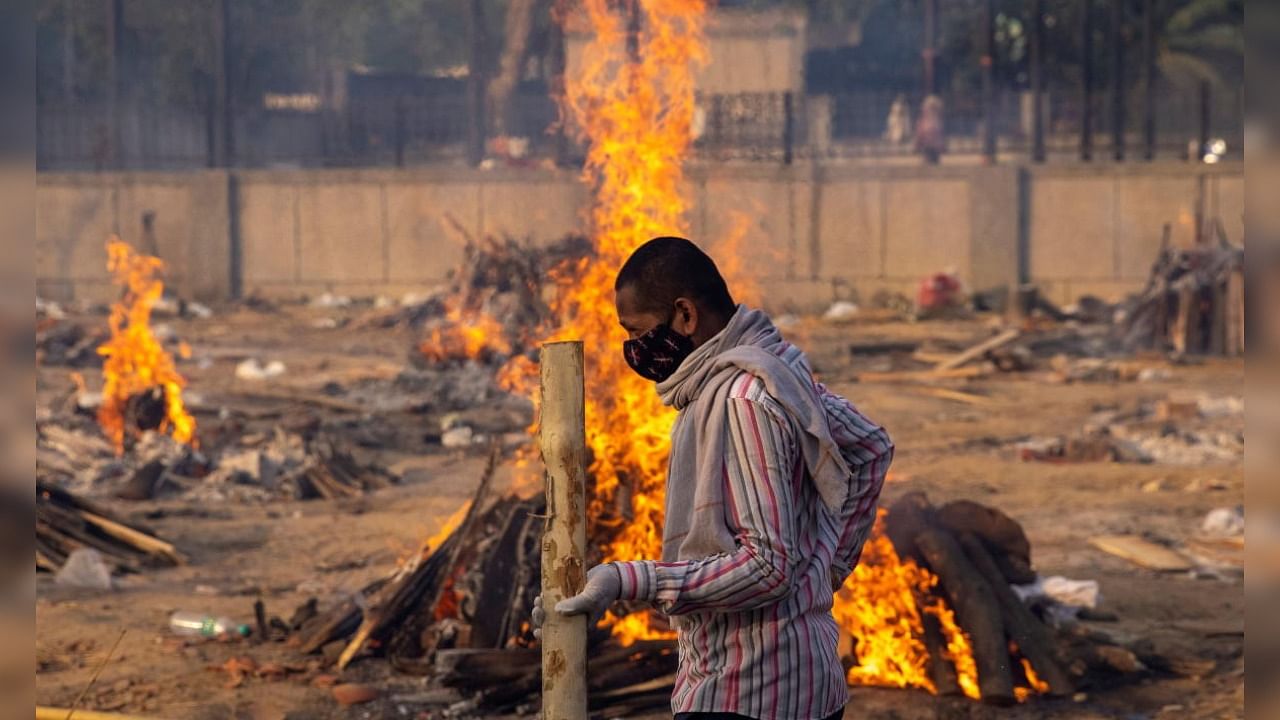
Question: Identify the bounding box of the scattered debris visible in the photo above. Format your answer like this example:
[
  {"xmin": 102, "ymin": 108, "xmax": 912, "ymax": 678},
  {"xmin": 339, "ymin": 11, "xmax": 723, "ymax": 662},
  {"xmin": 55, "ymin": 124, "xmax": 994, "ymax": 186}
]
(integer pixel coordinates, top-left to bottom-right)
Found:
[
  {"xmin": 37, "ymin": 481, "xmax": 186, "ymax": 574},
  {"xmin": 235, "ymin": 358, "xmax": 287, "ymax": 381},
  {"xmin": 1113, "ymin": 227, "xmax": 1244, "ymax": 356},
  {"xmin": 822, "ymin": 300, "xmax": 860, "ymax": 323},
  {"xmin": 1088, "ymin": 535, "xmax": 1193, "ymax": 572},
  {"xmin": 54, "ymin": 548, "xmax": 115, "ymax": 590},
  {"xmin": 1200, "ymin": 506, "xmax": 1244, "ymax": 537}
]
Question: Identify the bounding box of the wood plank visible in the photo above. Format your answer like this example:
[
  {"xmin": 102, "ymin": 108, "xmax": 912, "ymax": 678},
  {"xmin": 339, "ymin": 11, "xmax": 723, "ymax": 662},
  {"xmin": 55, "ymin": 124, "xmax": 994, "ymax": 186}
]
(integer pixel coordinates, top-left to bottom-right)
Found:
[
  {"xmin": 1088, "ymin": 535, "xmax": 1193, "ymax": 571},
  {"xmin": 935, "ymin": 329, "xmax": 1021, "ymax": 371},
  {"xmin": 904, "ymin": 386, "xmax": 997, "ymax": 406},
  {"xmin": 855, "ymin": 364, "xmax": 992, "ymax": 383}
]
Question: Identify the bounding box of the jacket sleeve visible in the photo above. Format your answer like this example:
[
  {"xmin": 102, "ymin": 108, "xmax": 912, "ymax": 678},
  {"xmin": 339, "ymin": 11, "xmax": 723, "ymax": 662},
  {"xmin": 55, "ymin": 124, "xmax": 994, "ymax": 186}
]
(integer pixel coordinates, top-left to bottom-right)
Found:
[
  {"xmin": 612, "ymin": 393, "xmax": 803, "ymax": 616},
  {"xmin": 819, "ymin": 383, "xmax": 894, "ymax": 588}
]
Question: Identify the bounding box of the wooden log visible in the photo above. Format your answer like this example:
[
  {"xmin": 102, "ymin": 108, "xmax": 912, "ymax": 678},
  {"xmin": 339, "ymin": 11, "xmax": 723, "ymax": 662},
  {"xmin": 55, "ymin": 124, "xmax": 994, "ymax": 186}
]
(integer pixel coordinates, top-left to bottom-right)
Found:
[
  {"xmin": 921, "ymin": 610, "xmax": 962, "ymax": 696},
  {"xmin": 957, "ymin": 532, "xmax": 1073, "ymax": 696},
  {"xmin": 436, "ymin": 648, "xmax": 540, "ymax": 686},
  {"xmin": 935, "ymin": 329, "xmax": 1022, "ymax": 371},
  {"xmin": 915, "ymin": 528, "xmax": 1015, "ymax": 705},
  {"xmin": 935, "ymin": 500, "xmax": 1034, "ymax": 584},
  {"xmin": 539, "ymin": 341, "xmax": 588, "ymax": 720},
  {"xmin": 1225, "ymin": 269, "xmax": 1244, "ymax": 356},
  {"xmin": 883, "ymin": 491, "xmax": 935, "ymax": 561}
]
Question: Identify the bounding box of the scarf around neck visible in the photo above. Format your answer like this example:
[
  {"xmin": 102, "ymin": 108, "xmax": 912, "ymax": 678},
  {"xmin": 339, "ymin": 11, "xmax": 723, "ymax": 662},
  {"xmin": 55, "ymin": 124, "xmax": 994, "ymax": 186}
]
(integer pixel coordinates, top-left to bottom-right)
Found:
[{"xmin": 654, "ymin": 305, "xmax": 854, "ymax": 562}]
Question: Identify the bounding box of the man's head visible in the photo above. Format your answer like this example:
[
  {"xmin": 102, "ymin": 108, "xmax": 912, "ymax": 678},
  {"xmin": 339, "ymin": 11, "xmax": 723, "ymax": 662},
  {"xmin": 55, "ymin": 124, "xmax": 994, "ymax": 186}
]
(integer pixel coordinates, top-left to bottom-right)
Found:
[
  {"xmin": 614, "ymin": 236, "xmax": 736, "ymax": 346},
  {"xmin": 613, "ymin": 237, "xmax": 736, "ymax": 382}
]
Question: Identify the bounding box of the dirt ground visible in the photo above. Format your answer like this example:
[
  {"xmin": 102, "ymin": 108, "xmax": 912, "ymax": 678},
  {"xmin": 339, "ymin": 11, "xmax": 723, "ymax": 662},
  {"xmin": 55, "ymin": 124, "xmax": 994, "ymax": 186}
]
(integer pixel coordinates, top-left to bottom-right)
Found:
[{"xmin": 35, "ymin": 302, "xmax": 1244, "ymax": 719}]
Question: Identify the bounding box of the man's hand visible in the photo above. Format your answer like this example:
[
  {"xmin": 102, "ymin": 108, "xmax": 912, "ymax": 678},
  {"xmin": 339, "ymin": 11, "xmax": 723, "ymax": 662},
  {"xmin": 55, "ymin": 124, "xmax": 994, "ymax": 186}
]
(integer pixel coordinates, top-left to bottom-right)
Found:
[
  {"xmin": 555, "ymin": 564, "xmax": 621, "ymax": 621},
  {"xmin": 531, "ymin": 564, "xmax": 621, "ymax": 638}
]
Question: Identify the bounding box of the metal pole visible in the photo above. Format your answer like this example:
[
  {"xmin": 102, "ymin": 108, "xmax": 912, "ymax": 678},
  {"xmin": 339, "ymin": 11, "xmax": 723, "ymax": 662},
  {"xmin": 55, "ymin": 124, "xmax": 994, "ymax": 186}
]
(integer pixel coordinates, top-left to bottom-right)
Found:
[
  {"xmin": 549, "ymin": 0, "xmax": 568, "ymax": 166},
  {"xmin": 1110, "ymin": 0, "xmax": 1125, "ymax": 161},
  {"xmin": 1080, "ymin": 0, "xmax": 1094, "ymax": 161},
  {"xmin": 394, "ymin": 96, "xmax": 406, "ymax": 167},
  {"xmin": 922, "ymin": 0, "xmax": 937, "ymax": 96},
  {"xmin": 213, "ymin": 0, "xmax": 233, "ymax": 167},
  {"xmin": 466, "ymin": 0, "xmax": 488, "ymax": 167},
  {"xmin": 982, "ymin": 0, "xmax": 996, "ymax": 162},
  {"xmin": 105, "ymin": 0, "xmax": 123, "ymax": 169},
  {"xmin": 783, "ymin": 92, "xmax": 794, "ymax": 165},
  {"xmin": 1030, "ymin": 0, "xmax": 1045, "ymax": 162},
  {"xmin": 1141, "ymin": 0, "xmax": 1155, "ymax": 160},
  {"xmin": 539, "ymin": 341, "xmax": 588, "ymax": 720},
  {"xmin": 1198, "ymin": 80, "xmax": 1211, "ymax": 161}
]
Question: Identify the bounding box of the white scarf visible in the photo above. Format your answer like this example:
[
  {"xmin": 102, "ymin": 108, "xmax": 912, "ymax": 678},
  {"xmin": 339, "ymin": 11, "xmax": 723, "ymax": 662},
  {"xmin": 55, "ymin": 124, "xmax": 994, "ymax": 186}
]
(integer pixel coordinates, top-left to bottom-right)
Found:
[{"xmin": 654, "ymin": 305, "xmax": 853, "ymax": 562}]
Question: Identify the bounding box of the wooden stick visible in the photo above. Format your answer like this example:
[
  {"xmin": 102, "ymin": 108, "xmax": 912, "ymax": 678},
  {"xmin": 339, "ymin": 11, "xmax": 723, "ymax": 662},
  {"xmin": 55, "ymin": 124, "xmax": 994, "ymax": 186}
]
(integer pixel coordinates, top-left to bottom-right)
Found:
[
  {"xmin": 854, "ymin": 364, "xmax": 992, "ymax": 383},
  {"xmin": 77, "ymin": 510, "xmax": 186, "ymax": 565},
  {"xmin": 935, "ymin": 328, "xmax": 1021, "ymax": 371},
  {"xmin": 37, "ymin": 709, "xmax": 166, "ymax": 720},
  {"xmin": 903, "ymin": 386, "xmax": 996, "ymax": 406},
  {"xmin": 539, "ymin": 341, "xmax": 588, "ymax": 720}
]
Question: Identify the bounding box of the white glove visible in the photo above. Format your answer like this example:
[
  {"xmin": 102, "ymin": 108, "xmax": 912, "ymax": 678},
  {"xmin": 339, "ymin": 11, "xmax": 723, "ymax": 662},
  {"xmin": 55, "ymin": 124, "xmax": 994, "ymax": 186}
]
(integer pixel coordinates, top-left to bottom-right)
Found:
[
  {"xmin": 531, "ymin": 564, "xmax": 621, "ymax": 639},
  {"xmin": 554, "ymin": 564, "xmax": 621, "ymax": 623}
]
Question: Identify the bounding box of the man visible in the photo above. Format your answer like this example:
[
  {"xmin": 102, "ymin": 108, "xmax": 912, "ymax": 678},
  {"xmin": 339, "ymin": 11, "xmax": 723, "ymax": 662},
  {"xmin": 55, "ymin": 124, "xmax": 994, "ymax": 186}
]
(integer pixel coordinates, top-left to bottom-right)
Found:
[{"xmin": 534, "ymin": 237, "xmax": 893, "ymax": 720}]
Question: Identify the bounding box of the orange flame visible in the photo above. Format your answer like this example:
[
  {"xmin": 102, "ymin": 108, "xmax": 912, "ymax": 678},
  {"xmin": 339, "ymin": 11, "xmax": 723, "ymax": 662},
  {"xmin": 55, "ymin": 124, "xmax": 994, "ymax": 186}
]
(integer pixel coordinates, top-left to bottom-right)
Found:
[
  {"xmin": 832, "ymin": 510, "xmax": 980, "ymax": 699},
  {"xmin": 420, "ymin": 308, "xmax": 513, "ymax": 364},
  {"xmin": 96, "ymin": 238, "xmax": 196, "ymax": 454},
  {"xmin": 486, "ymin": 0, "xmax": 712, "ymax": 644}
]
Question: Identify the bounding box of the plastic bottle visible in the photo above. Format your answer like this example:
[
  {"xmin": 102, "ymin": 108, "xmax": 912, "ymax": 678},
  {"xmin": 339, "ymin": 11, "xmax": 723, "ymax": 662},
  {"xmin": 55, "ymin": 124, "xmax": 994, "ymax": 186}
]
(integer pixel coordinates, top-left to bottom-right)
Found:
[{"xmin": 169, "ymin": 611, "xmax": 251, "ymax": 639}]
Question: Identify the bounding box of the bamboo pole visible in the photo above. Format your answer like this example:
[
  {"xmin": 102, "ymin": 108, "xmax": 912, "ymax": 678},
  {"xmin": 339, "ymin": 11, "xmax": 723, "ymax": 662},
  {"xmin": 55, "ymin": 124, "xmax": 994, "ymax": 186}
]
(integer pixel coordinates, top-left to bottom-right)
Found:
[
  {"xmin": 36, "ymin": 708, "xmax": 168, "ymax": 720},
  {"xmin": 539, "ymin": 341, "xmax": 588, "ymax": 720}
]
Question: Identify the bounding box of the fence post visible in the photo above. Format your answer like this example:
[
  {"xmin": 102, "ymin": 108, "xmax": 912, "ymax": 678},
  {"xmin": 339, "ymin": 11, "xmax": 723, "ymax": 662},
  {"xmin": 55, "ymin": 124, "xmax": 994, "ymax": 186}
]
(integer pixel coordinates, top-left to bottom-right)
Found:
[
  {"xmin": 981, "ymin": 0, "xmax": 996, "ymax": 163},
  {"xmin": 783, "ymin": 92, "xmax": 794, "ymax": 165},
  {"xmin": 466, "ymin": 0, "xmax": 488, "ymax": 167},
  {"xmin": 1030, "ymin": 0, "xmax": 1045, "ymax": 163},
  {"xmin": 1198, "ymin": 80, "xmax": 1211, "ymax": 162},
  {"xmin": 394, "ymin": 96, "xmax": 407, "ymax": 168},
  {"xmin": 105, "ymin": 0, "xmax": 124, "ymax": 169},
  {"xmin": 1080, "ymin": 0, "xmax": 1094, "ymax": 161},
  {"xmin": 1141, "ymin": 0, "xmax": 1156, "ymax": 161},
  {"xmin": 1110, "ymin": 0, "xmax": 1125, "ymax": 162}
]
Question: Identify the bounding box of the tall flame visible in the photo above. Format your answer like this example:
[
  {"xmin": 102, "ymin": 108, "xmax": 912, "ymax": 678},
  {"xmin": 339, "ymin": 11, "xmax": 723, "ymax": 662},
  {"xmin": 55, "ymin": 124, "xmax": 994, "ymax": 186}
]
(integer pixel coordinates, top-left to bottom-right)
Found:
[
  {"xmin": 547, "ymin": 0, "xmax": 709, "ymax": 641},
  {"xmin": 486, "ymin": 0, "xmax": 988, "ymax": 697},
  {"xmin": 97, "ymin": 238, "xmax": 196, "ymax": 454}
]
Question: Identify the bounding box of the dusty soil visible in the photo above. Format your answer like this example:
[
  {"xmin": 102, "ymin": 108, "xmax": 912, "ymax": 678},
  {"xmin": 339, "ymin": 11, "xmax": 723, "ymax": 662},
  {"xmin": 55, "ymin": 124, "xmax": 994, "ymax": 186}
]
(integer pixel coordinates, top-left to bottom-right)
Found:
[{"xmin": 35, "ymin": 303, "xmax": 1243, "ymax": 719}]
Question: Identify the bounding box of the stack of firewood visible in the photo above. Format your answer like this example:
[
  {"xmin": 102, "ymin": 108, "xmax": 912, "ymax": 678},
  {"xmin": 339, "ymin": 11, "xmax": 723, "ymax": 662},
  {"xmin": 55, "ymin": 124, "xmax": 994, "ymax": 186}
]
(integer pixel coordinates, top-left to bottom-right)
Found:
[
  {"xmin": 1115, "ymin": 224, "xmax": 1244, "ymax": 356},
  {"xmin": 36, "ymin": 481, "xmax": 186, "ymax": 574}
]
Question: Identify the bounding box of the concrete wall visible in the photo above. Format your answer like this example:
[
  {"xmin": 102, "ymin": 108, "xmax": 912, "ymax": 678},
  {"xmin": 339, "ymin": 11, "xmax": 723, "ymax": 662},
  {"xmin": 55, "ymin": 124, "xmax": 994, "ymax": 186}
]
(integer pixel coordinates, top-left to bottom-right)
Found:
[
  {"xmin": 36, "ymin": 161, "xmax": 1242, "ymax": 313},
  {"xmin": 1027, "ymin": 163, "xmax": 1245, "ymax": 304},
  {"xmin": 36, "ymin": 171, "xmax": 231, "ymax": 302}
]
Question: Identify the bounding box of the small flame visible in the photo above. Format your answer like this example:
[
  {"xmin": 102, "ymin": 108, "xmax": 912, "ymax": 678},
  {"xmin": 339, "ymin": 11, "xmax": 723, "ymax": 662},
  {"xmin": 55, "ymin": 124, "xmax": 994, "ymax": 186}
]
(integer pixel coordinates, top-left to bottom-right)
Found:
[
  {"xmin": 833, "ymin": 511, "xmax": 980, "ymax": 699},
  {"xmin": 420, "ymin": 308, "xmax": 512, "ymax": 364},
  {"xmin": 1014, "ymin": 655, "xmax": 1050, "ymax": 702},
  {"xmin": 96, "ymin": 238, "xmax": 196, "ymax": 454}
]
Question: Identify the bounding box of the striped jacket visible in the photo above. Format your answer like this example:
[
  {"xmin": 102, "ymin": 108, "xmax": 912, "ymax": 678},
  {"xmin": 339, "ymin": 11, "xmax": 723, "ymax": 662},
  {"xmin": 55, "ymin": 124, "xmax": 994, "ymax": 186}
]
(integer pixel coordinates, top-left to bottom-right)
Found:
[{"xmin": 614, "ymin": 360, "xmax": 893, "ymax": 720}]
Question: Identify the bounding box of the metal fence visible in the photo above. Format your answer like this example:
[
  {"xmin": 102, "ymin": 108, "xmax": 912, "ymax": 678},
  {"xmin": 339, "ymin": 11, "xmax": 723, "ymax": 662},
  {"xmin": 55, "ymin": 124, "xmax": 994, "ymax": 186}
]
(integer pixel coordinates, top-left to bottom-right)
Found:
[{"xmin": 37, "ymin": 83, "xmax": 1240, "ymax": 170}]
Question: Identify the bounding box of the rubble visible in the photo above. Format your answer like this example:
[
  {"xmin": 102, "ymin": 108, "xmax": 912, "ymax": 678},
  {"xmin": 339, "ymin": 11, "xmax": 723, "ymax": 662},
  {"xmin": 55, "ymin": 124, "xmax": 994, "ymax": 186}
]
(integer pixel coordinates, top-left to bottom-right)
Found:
[
  {"xmin": 37, "ymin": 481, "xmax": 186, "ymax": 575},
  {"xmin": 1113, "ymin": 228, "xmax": 1245, "ymax": 356}
]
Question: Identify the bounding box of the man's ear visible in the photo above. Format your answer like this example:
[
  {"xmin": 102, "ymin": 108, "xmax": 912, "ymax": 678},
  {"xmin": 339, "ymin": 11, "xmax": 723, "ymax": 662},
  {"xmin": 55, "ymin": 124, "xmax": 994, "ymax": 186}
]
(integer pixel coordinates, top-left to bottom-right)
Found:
[{"xmin": 672, "ymin": 297, "xmax": 697, "ymax": 336}]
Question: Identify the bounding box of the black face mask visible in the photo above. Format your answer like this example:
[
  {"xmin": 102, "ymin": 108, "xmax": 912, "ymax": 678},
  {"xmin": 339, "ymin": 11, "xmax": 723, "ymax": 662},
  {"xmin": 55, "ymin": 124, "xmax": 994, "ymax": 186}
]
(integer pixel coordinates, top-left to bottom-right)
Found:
[{"xmin": 622, "ymin": 316, "xmax": 695, "ymax": 383}]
